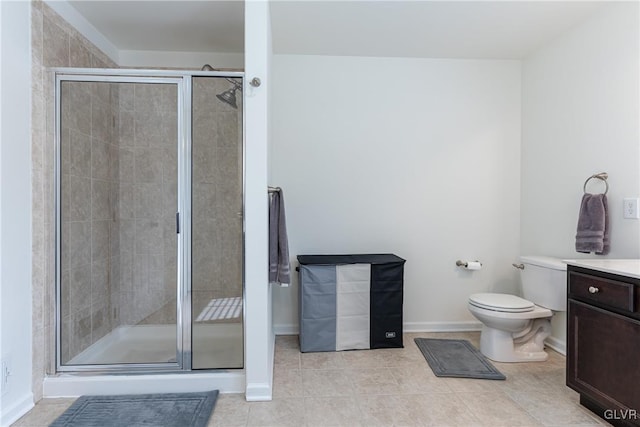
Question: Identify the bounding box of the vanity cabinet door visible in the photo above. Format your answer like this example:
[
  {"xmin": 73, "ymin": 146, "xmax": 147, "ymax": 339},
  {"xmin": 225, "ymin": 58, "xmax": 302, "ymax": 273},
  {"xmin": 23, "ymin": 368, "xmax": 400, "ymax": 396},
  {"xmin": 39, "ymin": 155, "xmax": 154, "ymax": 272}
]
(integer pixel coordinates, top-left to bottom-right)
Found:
[{"xmin": 567, "ymin": 299, "xmax": 640, "ymax": 417}]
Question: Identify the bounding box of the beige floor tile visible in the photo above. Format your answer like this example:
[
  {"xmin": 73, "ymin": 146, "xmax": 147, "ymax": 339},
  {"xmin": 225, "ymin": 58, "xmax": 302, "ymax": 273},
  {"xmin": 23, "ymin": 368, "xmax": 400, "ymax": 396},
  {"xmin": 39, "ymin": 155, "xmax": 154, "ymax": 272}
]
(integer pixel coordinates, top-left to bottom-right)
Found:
[
  {"xmin": 402, "ymin": 393, "xmax": 482, "ymax": 427},
  {"xmin": 347, "ymin": 367, "xmax": 403, "ymax": 395},
  {"xmin": 458, "ymin": 391, "xmax": 544, "ymax": 426},
  {"xmin": 300, "ymin": 351, "xmax": 345, "ymax": 370},
  {"xmin": 543, "ymin": 409, "xmax": 611, "ymax": 427},
  {"xmin": 275, "ymin": 335, "xmax": 300, "ymax": 350},
  {"xmin": 246, "ymin": 397, "xmax": 305, "ymax": 427},
  {"xmin": 537, "ymin": 366, "xmax": 569, "ymax": 388},
  {"xmin": 546, "ymin": 381, "xmax": 586, "ymax": 403},
  {"xmin": 340, "ymin": 348, "xmax": 388, "ymax": 368},
  {"xmin": 304, "ymin": 396, "xmax": 363, "ymax": 426},
  {"xmin": 545, "ymin": 349, "xmax": 567, "ymax": 364},
  {"xmin": 506, "ymin": 389, "xmax": 606, "ymax": 426},
  {"xmin": 16, "ymin": 332, "xmax": 612, "ymax": 427},
  {"xmin": 378, "ymin": 345, "xmax": 427, "ymax": 368},
  {"xmin": 12, "ymin": 398, "xmax": 75, "ymax": 427},
  {"xmin": 301, "ymin": 369, "xmax": 354, "ymax": 397},
  {"xmin": 272, "ymin": 367, "xmax": 303, "ymax": 398},
  {"xmin": 207, "ymin": 393, "xmax": 251, "ymax": 427},
  {"xmin": 274, "ymin": 346, "xmax": 301, "ymax": 369},
  {"xmin": 491, "ymin": 368, "xmax": 556, "ymax": 394},
  {"xmin": 439, "ymin": 376, "xmax": 503, "ymax": 393},
  {"xmin": 389, "ymin": 364, "xmax": 453, "ymax": 394},
  {"xmin": 357, "ymin": 394, "xmax": 425, "ymax": 426}
]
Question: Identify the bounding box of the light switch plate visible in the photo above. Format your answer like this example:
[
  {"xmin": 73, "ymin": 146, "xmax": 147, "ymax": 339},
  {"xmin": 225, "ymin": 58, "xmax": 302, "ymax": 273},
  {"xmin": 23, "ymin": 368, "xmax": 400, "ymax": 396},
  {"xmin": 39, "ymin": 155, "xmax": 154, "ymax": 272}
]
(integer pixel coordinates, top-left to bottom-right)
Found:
[{"xmin": 623, "ymin": 198, "xmax": 640, "ymax": 219}]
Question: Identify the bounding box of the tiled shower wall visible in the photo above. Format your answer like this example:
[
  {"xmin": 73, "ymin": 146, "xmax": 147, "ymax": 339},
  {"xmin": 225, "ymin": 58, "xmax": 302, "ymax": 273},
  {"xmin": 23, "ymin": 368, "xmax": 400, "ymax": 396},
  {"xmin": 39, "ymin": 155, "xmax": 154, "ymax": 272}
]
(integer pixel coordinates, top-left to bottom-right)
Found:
[
  {"xmin": 31, "ymin": 0, "xmax": 116, "ymax": 399},
  {"xmin": 191, "ymin": 77, "xmax": 243, "ymax": 320},
  {"xmin": 116, "ymin": 83, "xmax": 177, "ymax": 326}
]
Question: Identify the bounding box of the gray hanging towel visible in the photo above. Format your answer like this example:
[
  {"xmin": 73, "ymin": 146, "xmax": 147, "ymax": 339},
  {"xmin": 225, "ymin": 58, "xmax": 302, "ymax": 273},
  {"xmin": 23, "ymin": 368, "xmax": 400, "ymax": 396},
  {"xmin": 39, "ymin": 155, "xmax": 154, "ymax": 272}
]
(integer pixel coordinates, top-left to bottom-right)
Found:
[
  {"xmin": 575, "ymin": 193, "xmax": 610, "ymax": 255},
  {"xmin": 269, "ymin": 189, "xmax": 291, "ymax": 285}
]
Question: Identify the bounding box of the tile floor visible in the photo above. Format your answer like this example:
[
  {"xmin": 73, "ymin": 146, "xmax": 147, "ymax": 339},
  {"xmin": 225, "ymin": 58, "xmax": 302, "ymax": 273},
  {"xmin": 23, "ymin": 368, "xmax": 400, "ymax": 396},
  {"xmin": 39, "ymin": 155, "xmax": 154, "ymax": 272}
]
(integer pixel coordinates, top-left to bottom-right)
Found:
[{"xmin": 12, "ymin": 332, "xmax": 610, "ymax": 427}]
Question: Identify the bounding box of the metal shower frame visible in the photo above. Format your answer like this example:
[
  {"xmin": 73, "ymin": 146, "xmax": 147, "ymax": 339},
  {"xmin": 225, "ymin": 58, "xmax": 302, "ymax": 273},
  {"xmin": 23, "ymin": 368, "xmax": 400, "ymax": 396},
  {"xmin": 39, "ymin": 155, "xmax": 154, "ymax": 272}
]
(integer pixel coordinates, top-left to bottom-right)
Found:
[{"xmin": 53, "ymin": 68, "xmax": 245, "ymax": 374}]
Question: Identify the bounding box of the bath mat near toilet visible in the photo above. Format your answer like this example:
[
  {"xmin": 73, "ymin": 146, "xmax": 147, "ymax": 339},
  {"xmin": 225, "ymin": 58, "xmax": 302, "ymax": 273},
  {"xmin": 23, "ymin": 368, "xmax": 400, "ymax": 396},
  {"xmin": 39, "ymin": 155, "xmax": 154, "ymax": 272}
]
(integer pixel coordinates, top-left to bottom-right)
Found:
[
  {"xmin": 414, "ymin": 338, "xmax": 505, "ymax": 380},
  {"xmin": 49, "ymin": 390, "xmax": 218, "ymax": 427}
]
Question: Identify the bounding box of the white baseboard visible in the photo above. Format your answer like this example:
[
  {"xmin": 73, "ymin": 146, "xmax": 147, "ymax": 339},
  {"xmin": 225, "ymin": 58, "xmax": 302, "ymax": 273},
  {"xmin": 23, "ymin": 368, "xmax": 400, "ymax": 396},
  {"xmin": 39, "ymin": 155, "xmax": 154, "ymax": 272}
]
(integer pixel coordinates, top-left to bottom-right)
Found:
[
  {"xmin": 273, "ymin": 323, "xmax": 299, "ymax": 335},
  {"xmin": 273, "ymin": 321, "xmax": 483, "ymax": 336},
  {"xmin": 545, "ymin": 336, "xmax": 566, "ymax": 355},
  {"xmin": 274, "ymin": 321, "xmax": 566, "ymax": 358},
  {"xmin": 403, "ymin": 321, "xmax": 483, "ymax": 333},
  {"xmin": 245, "ymin": 382, "xmax": 272, "ymax": 401},
  {"xmin": 1, "ymin": 393, "xmax": 34, "ymax": 427}
]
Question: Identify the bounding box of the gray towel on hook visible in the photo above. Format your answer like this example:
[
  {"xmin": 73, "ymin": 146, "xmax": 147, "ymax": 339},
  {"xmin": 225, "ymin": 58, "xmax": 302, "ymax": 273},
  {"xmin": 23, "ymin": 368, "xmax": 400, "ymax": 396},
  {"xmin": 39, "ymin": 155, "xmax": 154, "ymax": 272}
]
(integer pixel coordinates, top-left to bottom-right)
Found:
[
  {"xmin": 575, "ymin": 193, "xmax": 609, "ymax": 255},
  {"xmin": 269, "ymin": 189, "xmax": 291, "ymax": 285}
]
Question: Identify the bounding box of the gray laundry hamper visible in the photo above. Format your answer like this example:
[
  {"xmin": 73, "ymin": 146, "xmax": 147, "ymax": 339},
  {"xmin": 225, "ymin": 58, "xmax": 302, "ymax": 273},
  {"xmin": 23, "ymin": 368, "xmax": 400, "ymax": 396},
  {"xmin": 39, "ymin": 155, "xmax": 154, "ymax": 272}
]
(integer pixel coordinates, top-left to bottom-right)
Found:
[{"xmin": 297, "ymin": 254, "xmax": 405, "ymax": 352}]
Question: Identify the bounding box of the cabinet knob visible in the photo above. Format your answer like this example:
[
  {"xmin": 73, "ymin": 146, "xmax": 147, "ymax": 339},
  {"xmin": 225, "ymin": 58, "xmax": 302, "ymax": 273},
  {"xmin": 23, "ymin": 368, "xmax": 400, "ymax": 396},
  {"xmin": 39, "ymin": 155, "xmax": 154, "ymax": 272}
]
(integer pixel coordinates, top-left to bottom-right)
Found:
[{"xmin": 588, "ymin": 286, "xmax": 600, "ymax": 294}]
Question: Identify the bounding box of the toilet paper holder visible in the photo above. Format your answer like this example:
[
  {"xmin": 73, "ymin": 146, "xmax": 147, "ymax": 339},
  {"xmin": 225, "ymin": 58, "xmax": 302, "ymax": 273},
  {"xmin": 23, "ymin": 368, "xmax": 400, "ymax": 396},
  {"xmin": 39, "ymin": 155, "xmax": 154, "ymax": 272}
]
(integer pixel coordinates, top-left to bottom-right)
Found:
[{"xmin": 456, "ymin": 260, "xmax": 482, "ymax": 270}]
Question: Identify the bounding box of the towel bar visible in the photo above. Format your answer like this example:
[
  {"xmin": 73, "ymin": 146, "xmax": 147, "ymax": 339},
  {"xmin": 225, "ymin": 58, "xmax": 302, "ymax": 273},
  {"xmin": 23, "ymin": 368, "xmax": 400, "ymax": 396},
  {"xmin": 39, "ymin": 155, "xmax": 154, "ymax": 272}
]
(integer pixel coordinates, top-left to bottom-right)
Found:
[
  {"xmin": 268, "ymin": 186, "xmax": 281, "ymax": 193},
  {"xmin": 583, "ymin": 173, "xmax": 608, "ymax": 195}
]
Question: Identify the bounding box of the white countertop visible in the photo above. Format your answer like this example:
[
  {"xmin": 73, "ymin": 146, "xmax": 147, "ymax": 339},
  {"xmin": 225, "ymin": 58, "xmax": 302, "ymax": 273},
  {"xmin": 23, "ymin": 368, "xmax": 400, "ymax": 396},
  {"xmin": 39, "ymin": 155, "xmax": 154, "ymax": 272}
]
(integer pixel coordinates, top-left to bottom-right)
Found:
[{"xmin": 564, "ymin": 259, "xmax": 640, "ymax": 279}]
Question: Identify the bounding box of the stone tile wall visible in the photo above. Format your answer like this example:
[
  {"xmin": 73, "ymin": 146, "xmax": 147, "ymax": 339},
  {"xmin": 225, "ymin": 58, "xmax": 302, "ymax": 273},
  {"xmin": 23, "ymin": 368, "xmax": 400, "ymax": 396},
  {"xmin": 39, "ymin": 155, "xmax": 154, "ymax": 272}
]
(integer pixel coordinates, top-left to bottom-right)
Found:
[
  {"xmin": 31, "ymin": 0, "xmax": 116, "ymax": 400},
  {"xmin": 117, "ymin": 83, "xmax": 178, "ymax": 327},
  {"xmin": 59, "ymin": 81, "xmax": 119, "ymax": 364}
]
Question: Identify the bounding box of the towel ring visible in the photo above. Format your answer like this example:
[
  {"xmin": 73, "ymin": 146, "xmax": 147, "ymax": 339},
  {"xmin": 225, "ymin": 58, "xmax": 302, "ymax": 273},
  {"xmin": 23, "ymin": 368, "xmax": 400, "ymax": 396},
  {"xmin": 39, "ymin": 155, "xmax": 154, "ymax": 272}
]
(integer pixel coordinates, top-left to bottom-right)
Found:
[{"xmin": 583, "ymin": 173, "xmax": 608, "ymax": 195}]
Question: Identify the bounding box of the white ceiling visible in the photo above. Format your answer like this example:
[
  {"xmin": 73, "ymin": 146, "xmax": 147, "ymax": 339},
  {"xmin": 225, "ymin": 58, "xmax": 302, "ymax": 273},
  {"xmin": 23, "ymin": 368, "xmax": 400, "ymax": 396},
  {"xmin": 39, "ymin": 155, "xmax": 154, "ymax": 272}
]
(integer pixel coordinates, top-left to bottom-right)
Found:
[
  {"xmin": 65, "ymin": 0, "xmax": 606, "ymax": 59},
  {"xmin": 67, "ymin": 1, "xmax": 245, "ymax": 53},
  {"xmin": 270, "ymin": 1, "xmax": 606, "ymax": 59}
]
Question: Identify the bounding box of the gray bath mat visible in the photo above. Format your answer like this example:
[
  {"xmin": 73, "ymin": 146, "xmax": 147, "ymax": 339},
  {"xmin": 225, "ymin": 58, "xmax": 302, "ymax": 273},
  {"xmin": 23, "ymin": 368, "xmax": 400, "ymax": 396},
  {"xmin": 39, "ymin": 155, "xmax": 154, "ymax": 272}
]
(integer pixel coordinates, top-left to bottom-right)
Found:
[
  {"xmin": 414, "ymin": 338, "xmax": 505, "ymax": 380},
  {"xmin": 49, "ymin": 390, "xmax": 218, "ymax": 427}
]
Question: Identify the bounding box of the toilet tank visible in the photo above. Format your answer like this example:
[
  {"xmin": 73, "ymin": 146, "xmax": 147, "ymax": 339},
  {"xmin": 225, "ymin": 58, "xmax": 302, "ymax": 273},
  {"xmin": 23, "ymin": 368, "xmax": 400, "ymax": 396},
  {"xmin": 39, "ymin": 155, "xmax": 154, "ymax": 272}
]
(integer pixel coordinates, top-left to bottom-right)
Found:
[{"xmin": 519, "ymin": 256, "xmax": 567, "ymax": 311}]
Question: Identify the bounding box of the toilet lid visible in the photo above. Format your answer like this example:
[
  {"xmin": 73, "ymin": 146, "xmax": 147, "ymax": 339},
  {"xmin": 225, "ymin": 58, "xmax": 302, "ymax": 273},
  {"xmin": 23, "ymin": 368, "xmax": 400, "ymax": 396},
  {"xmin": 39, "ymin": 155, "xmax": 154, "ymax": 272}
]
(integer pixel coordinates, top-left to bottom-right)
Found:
[{"xmin": 469, "ymin": 293, "xmax": 535, "ymax": 313}]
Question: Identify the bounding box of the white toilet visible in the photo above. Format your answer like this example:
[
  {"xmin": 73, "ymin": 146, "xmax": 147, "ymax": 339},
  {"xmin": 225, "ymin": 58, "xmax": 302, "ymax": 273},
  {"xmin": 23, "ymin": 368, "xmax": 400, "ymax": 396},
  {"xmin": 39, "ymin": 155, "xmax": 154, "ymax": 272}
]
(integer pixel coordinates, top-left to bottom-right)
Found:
[{"xmin": 468, "ymin": 256, "xmax": 567, "ymax": 362}]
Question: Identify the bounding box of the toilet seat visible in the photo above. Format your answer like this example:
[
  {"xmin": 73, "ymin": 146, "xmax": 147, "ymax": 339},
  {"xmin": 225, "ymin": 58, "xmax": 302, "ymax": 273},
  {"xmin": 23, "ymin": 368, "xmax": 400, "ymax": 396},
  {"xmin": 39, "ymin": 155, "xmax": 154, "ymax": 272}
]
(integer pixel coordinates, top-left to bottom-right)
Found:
[{"xmin": 469, "ymin": 293, "xmax": 535, "ymax": 313}]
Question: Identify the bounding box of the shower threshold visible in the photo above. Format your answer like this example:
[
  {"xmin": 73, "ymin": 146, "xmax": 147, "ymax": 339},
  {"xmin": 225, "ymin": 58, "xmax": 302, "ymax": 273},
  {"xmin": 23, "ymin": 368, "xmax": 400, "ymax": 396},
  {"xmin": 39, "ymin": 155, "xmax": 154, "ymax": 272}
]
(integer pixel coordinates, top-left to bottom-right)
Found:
[
  {"xmin": 43, "ymin": 369, "xmax": 245, "ymax": 397},
  {"xmin": 45, "ymin": 323, "xmax": 245, "ymax": 397}
]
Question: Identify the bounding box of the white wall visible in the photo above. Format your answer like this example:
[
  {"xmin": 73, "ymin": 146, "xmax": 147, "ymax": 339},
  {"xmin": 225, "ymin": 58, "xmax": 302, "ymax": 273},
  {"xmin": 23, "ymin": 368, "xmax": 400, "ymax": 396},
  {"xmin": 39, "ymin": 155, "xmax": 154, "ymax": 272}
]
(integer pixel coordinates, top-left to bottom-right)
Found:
[
  {"xmin": 0, "ymin": 1, "xmax": 34, "ymax": 425},
  {"xmin": 522, "ymin": 2, "xmax": 640, "ymax": 346},
  {"xmin": 244, "ymin": 0, "xmax": 274, "ymax": 401},
  {"xmin": 271, "ymin": 55, "xmax": 522, "ymax": 333}
]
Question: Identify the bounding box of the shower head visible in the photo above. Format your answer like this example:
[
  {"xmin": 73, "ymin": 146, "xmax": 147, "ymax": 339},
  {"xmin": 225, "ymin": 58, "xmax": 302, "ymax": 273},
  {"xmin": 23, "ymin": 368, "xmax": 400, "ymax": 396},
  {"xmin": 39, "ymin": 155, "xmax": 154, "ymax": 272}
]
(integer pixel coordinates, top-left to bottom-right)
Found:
[
  {"xmin": 201, "ymin": 64, "xmax": 215, "ymax": 71},
  {"xmin": 216, "ymin": 88, "xmax": 238, "ymax": 109},
  {"xmin": 216, "ymin": 78, "xmax": 243, "ymax": 109}
]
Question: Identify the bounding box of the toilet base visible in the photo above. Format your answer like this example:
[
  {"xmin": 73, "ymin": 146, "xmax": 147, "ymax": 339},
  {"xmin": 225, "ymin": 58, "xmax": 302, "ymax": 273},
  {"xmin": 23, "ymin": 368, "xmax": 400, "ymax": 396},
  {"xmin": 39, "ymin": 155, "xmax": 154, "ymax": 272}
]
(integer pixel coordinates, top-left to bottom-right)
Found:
[{"xmin": 479, "ymin": 319, "xmax": 551, "ymax": 363}]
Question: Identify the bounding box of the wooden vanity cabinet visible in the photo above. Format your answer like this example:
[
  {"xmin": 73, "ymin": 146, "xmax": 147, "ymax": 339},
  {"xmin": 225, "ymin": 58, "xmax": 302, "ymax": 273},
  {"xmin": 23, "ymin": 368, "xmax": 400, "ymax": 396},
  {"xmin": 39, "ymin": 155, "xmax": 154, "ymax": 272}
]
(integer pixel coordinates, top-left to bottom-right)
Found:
[{"xmin": 567, "ymin": 265, "xmax": 640, "ymax": 427}]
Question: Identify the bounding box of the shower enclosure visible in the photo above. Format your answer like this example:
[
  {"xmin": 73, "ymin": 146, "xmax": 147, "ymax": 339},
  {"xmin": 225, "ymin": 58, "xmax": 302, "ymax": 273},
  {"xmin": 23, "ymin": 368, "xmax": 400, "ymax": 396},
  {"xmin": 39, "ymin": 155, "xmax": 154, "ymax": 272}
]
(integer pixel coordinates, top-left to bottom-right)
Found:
[{"xmin": 55, "ymin": 69, "xmax": 244, "ymax": 372}]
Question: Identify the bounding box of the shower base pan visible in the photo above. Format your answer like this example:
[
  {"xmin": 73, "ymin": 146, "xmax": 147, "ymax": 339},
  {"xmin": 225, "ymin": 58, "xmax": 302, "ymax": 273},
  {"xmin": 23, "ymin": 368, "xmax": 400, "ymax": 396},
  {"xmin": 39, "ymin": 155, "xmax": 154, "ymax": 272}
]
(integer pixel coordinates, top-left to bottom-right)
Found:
[
  {"xmin": 67, "ymin": 323, "xmax": 242, "ymax": 367},
  {"xmin": 45, "ymin": 323, "xmax": 244, "ymax": 397}
]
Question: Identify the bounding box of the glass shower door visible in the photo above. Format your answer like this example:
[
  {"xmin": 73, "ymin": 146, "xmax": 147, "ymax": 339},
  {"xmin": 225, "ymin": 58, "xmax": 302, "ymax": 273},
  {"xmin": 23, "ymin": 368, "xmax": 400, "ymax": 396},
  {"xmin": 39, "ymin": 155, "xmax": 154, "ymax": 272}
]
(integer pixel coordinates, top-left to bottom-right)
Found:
[
  {"xmin": 191, "ymin": 76, "xmax": 244, "ymax": 369},
  {"xmin": 57, "ymin": 77, "xmax": 182, "ymax": 368}
]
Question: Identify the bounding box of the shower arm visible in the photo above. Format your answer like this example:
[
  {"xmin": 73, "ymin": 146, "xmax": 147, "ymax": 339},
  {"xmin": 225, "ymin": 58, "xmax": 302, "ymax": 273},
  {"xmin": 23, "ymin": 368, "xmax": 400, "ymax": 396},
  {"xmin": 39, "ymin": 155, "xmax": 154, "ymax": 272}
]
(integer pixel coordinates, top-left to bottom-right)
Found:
[{"xmin": 225, "ymin": 78, "xmax": 243, "ymax": 91}]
